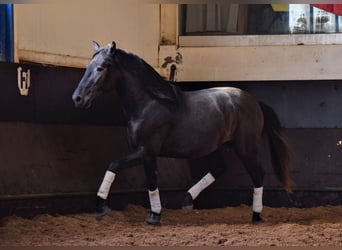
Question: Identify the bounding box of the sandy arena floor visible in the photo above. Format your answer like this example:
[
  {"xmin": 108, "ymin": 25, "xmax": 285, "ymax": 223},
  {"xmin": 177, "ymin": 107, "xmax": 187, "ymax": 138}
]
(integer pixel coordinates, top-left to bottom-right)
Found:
[{"xmin": 0, "ymin": 204, "xmax": 342, "ymax": 246}]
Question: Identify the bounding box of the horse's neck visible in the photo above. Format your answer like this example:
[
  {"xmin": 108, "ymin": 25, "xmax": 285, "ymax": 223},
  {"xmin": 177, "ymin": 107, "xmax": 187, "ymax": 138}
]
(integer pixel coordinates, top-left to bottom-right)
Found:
[
  {"xmin": 115, "ymin": 72, "xmax": 150, "ymax": 119},
  {"xmin": 112, "ymin": 51, "xmax": 179, "ymax": 119}
]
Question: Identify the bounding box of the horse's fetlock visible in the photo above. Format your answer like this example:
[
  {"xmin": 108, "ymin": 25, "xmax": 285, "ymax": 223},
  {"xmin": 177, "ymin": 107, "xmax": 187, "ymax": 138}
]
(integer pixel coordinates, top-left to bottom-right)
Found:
[
  {"xmin": 252, "ymin": 211, "xmax": 263, "ymax": 224},
  {"xmin": 95, "ymin": 196, "xmax": 111, "ymax": 218},
  {"xmin": 145, "ymin": 211, "xmax": 161, "ymax": 226},
  {"xmin": 182, "ymin": 192, "xmax": 194, "ymax": 210}
]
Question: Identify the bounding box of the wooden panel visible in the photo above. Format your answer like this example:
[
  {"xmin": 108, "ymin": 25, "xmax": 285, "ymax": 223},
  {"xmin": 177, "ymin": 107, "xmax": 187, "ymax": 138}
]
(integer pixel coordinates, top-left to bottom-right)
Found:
[
  {"xmin": 0, "ymin": 62, "xmax": 342, "ymax": 217},
  {"xmin": 14, "ymin": 0, "xmax": 160, "ymax": 67},
  {"xmin": 0, "ymin": 61, "xmax": 126, "ymax": 126},
  {"xmin": 160, "ymin": 44, "xmax": 342, "ymax": 81}
]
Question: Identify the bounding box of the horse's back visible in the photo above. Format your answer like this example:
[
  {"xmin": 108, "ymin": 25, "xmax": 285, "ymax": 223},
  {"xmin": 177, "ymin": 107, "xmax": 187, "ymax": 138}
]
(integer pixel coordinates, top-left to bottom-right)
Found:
[{"xmin": 190, "ymin": 87, "xmax": 263, "ymax": 124}]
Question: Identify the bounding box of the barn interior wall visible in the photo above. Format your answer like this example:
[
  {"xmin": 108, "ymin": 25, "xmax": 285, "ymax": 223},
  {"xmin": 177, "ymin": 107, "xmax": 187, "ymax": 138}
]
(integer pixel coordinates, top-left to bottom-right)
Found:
[
  {"xmin": 14, "ymin": 2, "xmax": 342, "ymax": 82},
  {"xmin": 159, "ymin": 45, "xmax": 342, "ymax": 81},
  {"xmin": 14, "ymin": 0, "xmax": 160, "ymax": 68},
  {"xmin": 0, "ymin": 62, "xmax": 341, "ymax": 217},
  {"xmin": 1, "ymin": 3, "xmax": 342, "ymax": 216}
]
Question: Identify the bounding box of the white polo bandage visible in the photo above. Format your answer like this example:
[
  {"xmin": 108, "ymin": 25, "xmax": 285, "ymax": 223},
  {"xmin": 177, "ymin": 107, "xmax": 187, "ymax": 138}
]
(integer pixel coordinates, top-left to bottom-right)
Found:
[
  {"xmin": 188, "ymin": 172, "xmax": 215, "ymax": 200},
  {"xmin": 253, "ymin": 186, "xmax": 263, "ymax": 213},
  {"xmin": 148, "ymin": 188, "xmax": 162, "ymax": 214},
  {"xmin": 97, "ymin": 171, "xmax": 116, "ymax": 200}
]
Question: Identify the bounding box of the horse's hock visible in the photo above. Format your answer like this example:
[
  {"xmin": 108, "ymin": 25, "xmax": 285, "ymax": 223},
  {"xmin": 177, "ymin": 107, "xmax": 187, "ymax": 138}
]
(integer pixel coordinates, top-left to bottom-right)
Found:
[{"xmin": 0, "ymin": 61, "xmax": 342, "ymax": 217}]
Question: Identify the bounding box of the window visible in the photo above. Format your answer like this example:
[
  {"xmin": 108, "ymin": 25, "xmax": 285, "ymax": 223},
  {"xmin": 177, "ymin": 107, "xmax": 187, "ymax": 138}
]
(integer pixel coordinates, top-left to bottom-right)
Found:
[{"xmin": 180, "ymin": 4, "xmax": 342, "ymax": 36}]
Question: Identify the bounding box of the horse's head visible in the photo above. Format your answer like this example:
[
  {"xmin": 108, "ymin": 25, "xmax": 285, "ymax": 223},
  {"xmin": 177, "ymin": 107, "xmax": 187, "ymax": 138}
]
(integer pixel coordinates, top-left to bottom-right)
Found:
[{"xmin": 72, "ymin": 41, "xmax": 118, "ymax": 108}]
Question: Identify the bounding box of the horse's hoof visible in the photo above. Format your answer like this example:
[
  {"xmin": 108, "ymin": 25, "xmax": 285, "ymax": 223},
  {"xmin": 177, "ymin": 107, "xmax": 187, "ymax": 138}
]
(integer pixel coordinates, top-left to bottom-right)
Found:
[
  {"xmin": 145, "ymin": 211, "xmax": 161, "ymax": 226},
  {"xmin": 252, "ymin": 212, "xmax": 263, "ymax": 224},
  {"xmin": 95, "ymin": 205, "xmax": 111, "ymax": 219},
  {"xmin": 182, "ymin": 192, "xmax": 194, "ymax": 210},
  {"xmin": 95, "ymin": 196, "xmax": 111, "ymax": 219}
]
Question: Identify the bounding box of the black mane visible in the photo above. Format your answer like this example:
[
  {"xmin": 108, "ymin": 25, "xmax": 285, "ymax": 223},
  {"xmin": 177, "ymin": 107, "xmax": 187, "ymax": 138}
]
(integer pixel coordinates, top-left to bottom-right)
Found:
[{"xmin": 114, "ymin": 49, "xmax": 181, "ymax": 111}]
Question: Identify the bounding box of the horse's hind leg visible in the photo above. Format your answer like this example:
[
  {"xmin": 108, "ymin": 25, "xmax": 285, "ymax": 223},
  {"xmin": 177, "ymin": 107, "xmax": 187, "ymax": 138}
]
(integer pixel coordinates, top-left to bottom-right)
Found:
[
  {"xmin": 182, "ymin": 145, "xmax": 229, "ymax": 209},
  {"xmin": 235, "ymin": 143, "xmax": 265, "ymax": 224},
  {"xmin": 143, "ymin": 156, "xmax": 162, "ymax": 225}
]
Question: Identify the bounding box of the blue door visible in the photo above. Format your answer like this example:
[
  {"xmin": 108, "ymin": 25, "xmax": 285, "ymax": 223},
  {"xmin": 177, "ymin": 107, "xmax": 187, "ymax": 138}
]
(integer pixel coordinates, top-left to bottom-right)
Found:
[{"xmin": 0, "ymin": 4, "xmax": 14, "ymax": 62}]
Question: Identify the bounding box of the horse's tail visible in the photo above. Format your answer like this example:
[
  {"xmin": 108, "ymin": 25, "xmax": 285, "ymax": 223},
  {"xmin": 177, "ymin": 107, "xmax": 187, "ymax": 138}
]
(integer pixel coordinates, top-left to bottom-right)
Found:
[{"xmin": 259, "ymin": 102, "xmax": 292, "ymax": 192}]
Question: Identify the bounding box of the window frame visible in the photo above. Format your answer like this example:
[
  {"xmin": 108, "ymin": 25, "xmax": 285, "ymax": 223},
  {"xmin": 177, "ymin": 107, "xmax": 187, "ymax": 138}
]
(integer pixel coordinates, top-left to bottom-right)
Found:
[
  {"xmin": 159, "ymin": 4, "xmax": 342, "ymax": 82},
  {"xmin": 178, "ymin": 4, "xmax": 342, "ymax": 47},
  {"xmin": 179, "ymin": 33, "xmax": 342, "ymax": 47}
]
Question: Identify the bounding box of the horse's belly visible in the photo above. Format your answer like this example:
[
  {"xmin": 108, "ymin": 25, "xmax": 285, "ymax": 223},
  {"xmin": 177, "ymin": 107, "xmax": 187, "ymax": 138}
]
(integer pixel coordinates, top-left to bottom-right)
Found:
[{"xmin": 160, "ymin": 123, "xmax": 232, "ymax": 158}]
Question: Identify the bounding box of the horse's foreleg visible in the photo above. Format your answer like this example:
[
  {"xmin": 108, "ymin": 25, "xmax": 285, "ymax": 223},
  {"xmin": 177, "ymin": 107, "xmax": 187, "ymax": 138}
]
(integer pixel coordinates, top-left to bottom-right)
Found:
[
  {"xmin": 95, "ymin": 147, "xmax": 146, "ymax": 218},
  {"xmin": 143, "ymin": 157, "xmax": 162, "ymax": 225},
  {"xmin": 252, "ymin": 186, "xmax": 263, "ymax": 223}
]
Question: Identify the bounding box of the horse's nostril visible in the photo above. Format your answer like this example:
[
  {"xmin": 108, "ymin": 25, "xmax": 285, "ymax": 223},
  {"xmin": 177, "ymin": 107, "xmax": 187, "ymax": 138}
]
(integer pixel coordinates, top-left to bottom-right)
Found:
[{"xmin": 75, "ymin": 96, "xmax": 82, "ymax": 103}]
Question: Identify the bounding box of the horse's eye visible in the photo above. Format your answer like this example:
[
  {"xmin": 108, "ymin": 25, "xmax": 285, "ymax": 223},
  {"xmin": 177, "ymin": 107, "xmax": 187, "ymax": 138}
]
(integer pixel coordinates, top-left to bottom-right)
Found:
[{"xmin": 97, "ymin": 66, "xmax": 104, "ymax": 72}]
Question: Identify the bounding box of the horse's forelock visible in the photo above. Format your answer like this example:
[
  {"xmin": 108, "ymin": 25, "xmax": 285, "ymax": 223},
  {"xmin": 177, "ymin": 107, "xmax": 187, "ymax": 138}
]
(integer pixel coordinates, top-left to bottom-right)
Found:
[{"xmin": 90, "ymin": 46, "xmax": 115, "ymax": 67}]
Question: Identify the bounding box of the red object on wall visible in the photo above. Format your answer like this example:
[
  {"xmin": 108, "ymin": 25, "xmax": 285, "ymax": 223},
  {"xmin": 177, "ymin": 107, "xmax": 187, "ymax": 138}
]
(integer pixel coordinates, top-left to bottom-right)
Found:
[{"xmin": 311, "ymin": 4, "xmax": 342, "ymax": 16}]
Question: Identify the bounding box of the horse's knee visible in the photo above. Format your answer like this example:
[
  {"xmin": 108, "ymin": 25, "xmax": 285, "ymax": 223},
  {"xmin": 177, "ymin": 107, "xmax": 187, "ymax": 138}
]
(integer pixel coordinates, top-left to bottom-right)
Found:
[
  {"xmin": 108, "ymin": 162, "xmax": 120, "ymax": 173},
  {"xmin": 143, "ymin": 158, "xmax": 158, "ymax": 191}
]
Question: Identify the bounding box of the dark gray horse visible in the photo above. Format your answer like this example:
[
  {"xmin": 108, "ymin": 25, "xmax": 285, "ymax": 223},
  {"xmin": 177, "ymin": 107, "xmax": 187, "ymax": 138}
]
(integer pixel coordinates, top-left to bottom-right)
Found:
[{"xmin": 72, "ymin": 41, "xmax": 292, "ymax": 225}]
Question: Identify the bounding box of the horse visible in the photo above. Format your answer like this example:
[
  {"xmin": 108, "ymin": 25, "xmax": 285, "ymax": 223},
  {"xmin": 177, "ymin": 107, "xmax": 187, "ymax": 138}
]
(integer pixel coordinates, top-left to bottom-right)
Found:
[{"xmin": 72, "ymin": 41, "xmax": 292, "ymax": 225}]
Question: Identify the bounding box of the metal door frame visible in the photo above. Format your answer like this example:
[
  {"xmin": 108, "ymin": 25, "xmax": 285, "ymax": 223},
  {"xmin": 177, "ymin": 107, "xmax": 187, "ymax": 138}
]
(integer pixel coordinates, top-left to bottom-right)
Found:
[{"xmin": 0, "ymin": 4, "xmax": 14, "ymax": 62}]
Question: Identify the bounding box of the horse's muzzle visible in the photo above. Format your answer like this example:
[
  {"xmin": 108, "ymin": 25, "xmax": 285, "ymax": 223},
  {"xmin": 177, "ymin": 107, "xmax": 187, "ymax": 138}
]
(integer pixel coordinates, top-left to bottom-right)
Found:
[
  {"xmin": 72, "ymin": 94, "xmax": 83, "ymax": 108},
  {"xmin": 72, "ymin": 93, "xmax": 90, "ymax": 109}
]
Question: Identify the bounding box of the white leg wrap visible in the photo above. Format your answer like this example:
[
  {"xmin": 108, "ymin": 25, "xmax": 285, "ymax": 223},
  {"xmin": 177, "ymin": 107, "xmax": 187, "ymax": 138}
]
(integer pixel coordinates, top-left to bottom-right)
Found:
[
  {"xmin": 97, "ymin": 171, "xmax": 116, "ymax": 200},
  {"xmin": 148, "ymin": 188, "xmax": 162, "ymax": 214},
  {"xmin": 188, "ymin": 172, "xmax": 215, "ymax": 200},
  {"xmin": 253, "ymin": 186, "xmax": 263, "ymax": 213}
]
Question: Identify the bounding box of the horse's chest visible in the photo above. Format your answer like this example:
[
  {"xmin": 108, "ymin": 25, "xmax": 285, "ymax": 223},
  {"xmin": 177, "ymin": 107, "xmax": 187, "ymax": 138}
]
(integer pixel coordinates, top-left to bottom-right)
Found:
[
  {"xmin": 128, "ymin": 117, "xmax": 162, "ymax": 146},
  {"xmin": 127, "ymin": 119, "xmax": 144, "ymax": 145}
]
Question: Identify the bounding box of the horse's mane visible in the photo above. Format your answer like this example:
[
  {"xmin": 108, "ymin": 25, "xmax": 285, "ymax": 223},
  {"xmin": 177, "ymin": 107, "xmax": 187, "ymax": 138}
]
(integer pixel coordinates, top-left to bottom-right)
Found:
[{"xmin": 114, "ymin": 49, "xmax": 181, "ymax": 111}]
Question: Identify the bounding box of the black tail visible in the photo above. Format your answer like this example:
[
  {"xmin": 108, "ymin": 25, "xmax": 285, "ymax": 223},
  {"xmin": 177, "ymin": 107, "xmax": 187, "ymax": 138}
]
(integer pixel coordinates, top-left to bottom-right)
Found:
[{"xmin": 259, "ymin": 102, "xmax": 292, "ymax": 192}]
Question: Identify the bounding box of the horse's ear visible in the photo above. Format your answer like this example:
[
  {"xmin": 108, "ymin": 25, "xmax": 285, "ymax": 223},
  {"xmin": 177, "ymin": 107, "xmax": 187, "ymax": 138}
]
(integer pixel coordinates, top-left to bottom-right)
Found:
[
  {"xmin": 110, "ymin": 41, "xmax": 116, "ymax": 55},
  {"xmin": 93, "ymin": 41, "xmax": 100, "ymax": 52}
]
